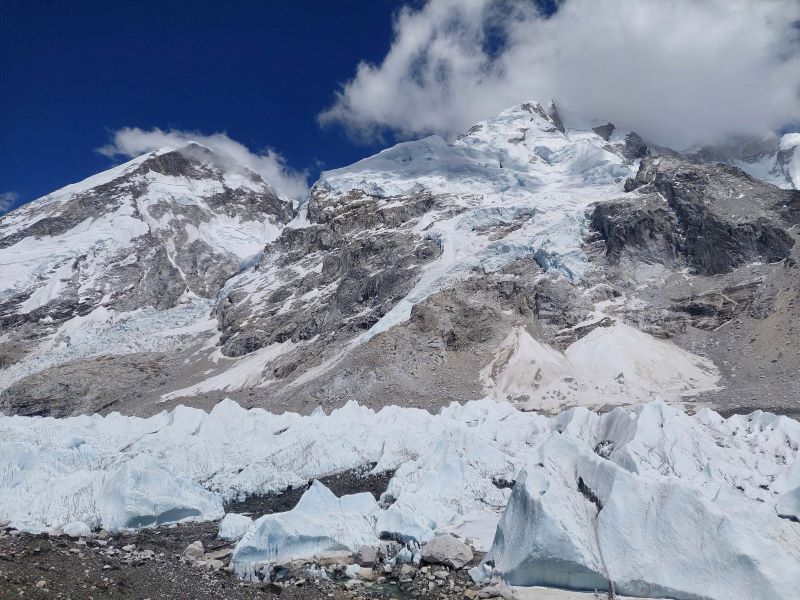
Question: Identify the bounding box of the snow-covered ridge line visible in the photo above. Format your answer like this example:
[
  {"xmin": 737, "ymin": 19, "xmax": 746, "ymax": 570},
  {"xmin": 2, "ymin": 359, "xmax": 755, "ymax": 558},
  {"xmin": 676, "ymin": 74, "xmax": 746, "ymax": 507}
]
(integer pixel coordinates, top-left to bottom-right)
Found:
[
  {"xmin": 317, "ymin": 101, "xmax": 638, "ymax": 290},
  {"xmin": 1, "ymin": 396, "xmax": 799, "ymax": 599}
]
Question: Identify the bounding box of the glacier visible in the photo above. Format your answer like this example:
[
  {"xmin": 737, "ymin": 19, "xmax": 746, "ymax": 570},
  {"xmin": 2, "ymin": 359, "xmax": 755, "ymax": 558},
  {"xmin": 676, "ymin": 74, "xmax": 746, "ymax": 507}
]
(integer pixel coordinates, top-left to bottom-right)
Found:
[
  {"xmin": 318, "ymin": 102, "xmax": 641, "ymax": 339},
  {"xmin": 1, "ymin": 395, "xmax": 799, "ymax": 599}
]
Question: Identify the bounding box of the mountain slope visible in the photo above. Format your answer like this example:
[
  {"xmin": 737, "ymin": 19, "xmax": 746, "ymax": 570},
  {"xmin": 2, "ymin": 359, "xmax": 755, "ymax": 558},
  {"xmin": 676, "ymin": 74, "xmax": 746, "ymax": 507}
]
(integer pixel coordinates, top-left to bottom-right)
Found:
[
  {"xmin": 1, "ymin": 102, "xmax": 798, "ymax": 418},
  {"xmin": 0, "ymin": 144, "xmax": 292, "ymax": 413}
]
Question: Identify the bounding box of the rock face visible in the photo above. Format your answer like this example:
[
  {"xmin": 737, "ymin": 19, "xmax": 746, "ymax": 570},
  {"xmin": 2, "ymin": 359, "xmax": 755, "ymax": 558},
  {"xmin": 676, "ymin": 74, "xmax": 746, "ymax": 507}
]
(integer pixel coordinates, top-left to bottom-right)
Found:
[
  {"xmin": 216, "ymin": 189, "xmax": 441, "ymax": 359},
  {"xmin": 617, "ymin": 156, "xmax": 796, "ymax": 274},
  {"xmin": 590, "ymin": 193, "xmax": 681, "ymax": 267}
]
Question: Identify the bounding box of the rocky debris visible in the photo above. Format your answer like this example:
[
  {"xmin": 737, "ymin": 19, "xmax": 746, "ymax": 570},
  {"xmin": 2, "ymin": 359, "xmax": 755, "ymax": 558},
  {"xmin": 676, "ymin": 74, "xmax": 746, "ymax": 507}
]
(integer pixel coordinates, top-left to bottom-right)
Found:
[
  {"xmin": 266, "ymin": 537, "xmax": 487, "ymax": 599},
  {"xmin": 0, "ymin": 523, "xmax": 357, "ymax": 599},
  {"xmin": 477, "ymin": 580, "xmax": 514, "ymax": 598},
  {"xmin": 670, "ymin": 280, "xmax": 764, "ymax": 330},
  {"xmin": 1, "ymin": 352, "xmax": 173, "ymax": 417},
  {"xmin": 260, "ymin": 258, "xmax": 595, "ymax": 412},
  {"xmin": 421, "ymin": 534, "xmax": 474, "ymax": 569}
]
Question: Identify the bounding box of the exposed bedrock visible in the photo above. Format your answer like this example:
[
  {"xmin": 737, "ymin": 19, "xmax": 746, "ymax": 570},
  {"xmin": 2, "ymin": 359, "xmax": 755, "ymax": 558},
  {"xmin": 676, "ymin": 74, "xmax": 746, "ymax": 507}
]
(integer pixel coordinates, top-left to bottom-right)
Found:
[
  {"xmin": 217, "ymin": 190, "xmax": 442, "ymax": 359},
  {"xmin": 255, "ymin": 259, "xmax": 593, "ymax": 412},
  {"xmin": 610, "ymin": 156, "xmax": 798, "ymax": 275}
]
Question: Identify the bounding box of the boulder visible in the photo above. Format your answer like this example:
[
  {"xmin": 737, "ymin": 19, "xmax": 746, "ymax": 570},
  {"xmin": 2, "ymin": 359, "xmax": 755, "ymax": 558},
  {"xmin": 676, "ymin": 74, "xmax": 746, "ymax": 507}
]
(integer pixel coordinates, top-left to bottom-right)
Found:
[
  {"xmin": 421, "ymin": 534, "xmax": 473, "ymax": 569},
  {"xmin": 184, "ymin": 540, "xmax": 204, "ymax": 559},
  {"xmin": 204, "ymin": 547, "xmax": 233, "ymax": 561},
  {"xmin": 314, "ymin": 550, "xmax": 354, "ymax": 567},
  {"xmin": 357, "ymin": 567, "xmax": 378, "ymax": 581},
  {"xmin": 354, "ymin": 544, "xmax": 379, "ymax": 566}
]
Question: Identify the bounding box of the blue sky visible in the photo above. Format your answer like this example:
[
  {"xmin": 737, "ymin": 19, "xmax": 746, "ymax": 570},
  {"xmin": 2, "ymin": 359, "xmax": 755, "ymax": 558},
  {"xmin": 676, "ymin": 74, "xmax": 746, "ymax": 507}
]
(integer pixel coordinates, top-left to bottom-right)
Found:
[
  {"xmin": 2, "ymin": 0, "xmax": 797, "ymax": 212},
  {"xmin": 0, "ymin": 0, "xmax": 406, "ymax": 208}
]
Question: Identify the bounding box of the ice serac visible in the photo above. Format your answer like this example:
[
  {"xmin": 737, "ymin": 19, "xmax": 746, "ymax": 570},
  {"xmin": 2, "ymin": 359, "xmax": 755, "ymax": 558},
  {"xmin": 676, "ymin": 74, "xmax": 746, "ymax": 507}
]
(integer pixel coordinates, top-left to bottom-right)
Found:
[
  {"xmin": 218, "ymin": 512, "xmax": 254, "ymax": 541},
  {"xmin": 3, "ymin": 396, "xmax": 799, "ymax": 600},
  {"xmin": 231, "ymin": 480, "xmax": 380, "ymax": 577},
  {"xmin": 98, "ymin": 455, "xmax": 223, "ymax": 531},
  {"xmin": 477, "ymin": 402, "xmax": 800, "ymax": 600}
]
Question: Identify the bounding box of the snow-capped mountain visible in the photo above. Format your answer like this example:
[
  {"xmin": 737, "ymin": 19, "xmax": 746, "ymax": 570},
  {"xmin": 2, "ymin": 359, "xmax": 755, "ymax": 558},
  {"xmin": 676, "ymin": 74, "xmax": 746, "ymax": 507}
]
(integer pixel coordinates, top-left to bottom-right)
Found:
[
  {"xmin": 1, "ymin": 101, "xmax": 800, "ymax": 600},
  {"xmin": 1, "ymin": 143, "xmax": 291, "ymax": 315},
  {"xmin": 0, "ymin": 143, "xmax": 292, "ymax": 413},
  {"xmin": 1, "ymin": 101, "xmax": 798, "ymax": 420}
]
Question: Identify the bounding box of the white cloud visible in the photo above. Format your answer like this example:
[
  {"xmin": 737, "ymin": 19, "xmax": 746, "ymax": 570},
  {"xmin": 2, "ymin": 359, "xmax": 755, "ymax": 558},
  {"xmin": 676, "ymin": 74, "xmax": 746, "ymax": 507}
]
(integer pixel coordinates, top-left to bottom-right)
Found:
[
  {"xmin": 0, "ymin": 191, "xmax": 19, "ymax": 215},
  {"xmin": 99, "ymin": 128, "xmax": 309, "ymax": 199},
  {"xmin": 320, "ymin": 0, "xmax": 800, "ymax": 149}
]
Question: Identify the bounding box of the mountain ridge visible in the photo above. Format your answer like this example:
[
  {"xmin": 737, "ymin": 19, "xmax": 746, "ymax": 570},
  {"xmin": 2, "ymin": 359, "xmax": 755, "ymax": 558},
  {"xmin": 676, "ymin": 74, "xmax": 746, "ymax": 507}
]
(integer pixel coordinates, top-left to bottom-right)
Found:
[{"xmin": 1, "ymin": 101, "xmax": 798, "ymax": 419}]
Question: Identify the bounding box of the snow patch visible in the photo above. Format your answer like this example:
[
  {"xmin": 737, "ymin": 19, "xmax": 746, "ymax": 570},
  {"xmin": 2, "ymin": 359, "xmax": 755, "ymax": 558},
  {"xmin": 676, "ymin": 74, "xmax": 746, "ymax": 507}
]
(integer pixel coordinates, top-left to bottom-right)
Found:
[
  {"xmin": 160, "ymin": 338, "xmax": 297, "ymax": 400},
  {"xmin": 780, "ymin": 132, "xmax": 800, "ymax": 189},
  {"xmin": 481, "ymin": 324, "xmax": 719, "ymax": 411}
]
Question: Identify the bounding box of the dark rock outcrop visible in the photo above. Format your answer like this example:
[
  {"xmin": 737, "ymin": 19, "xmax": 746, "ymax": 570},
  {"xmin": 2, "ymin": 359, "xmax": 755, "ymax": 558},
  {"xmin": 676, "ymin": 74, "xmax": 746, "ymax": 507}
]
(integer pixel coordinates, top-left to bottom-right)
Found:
[
  {"xmin": 592, "ymin": 123, "xmax": 615, "ymax": 141},
  {"xmin": 622, "ymin": 132, "xmax": 650, "ymax": 161},
  {"xmin": 602, "ymin": 156, "xmax": 796, "ymax": 275},
  {"xmin": 217, "ymin": 190, "xmax": 443, "ymax": 358},
  {"xmin": 590, "ymin": 194, "xmax": 680, "ymax": 266}
]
